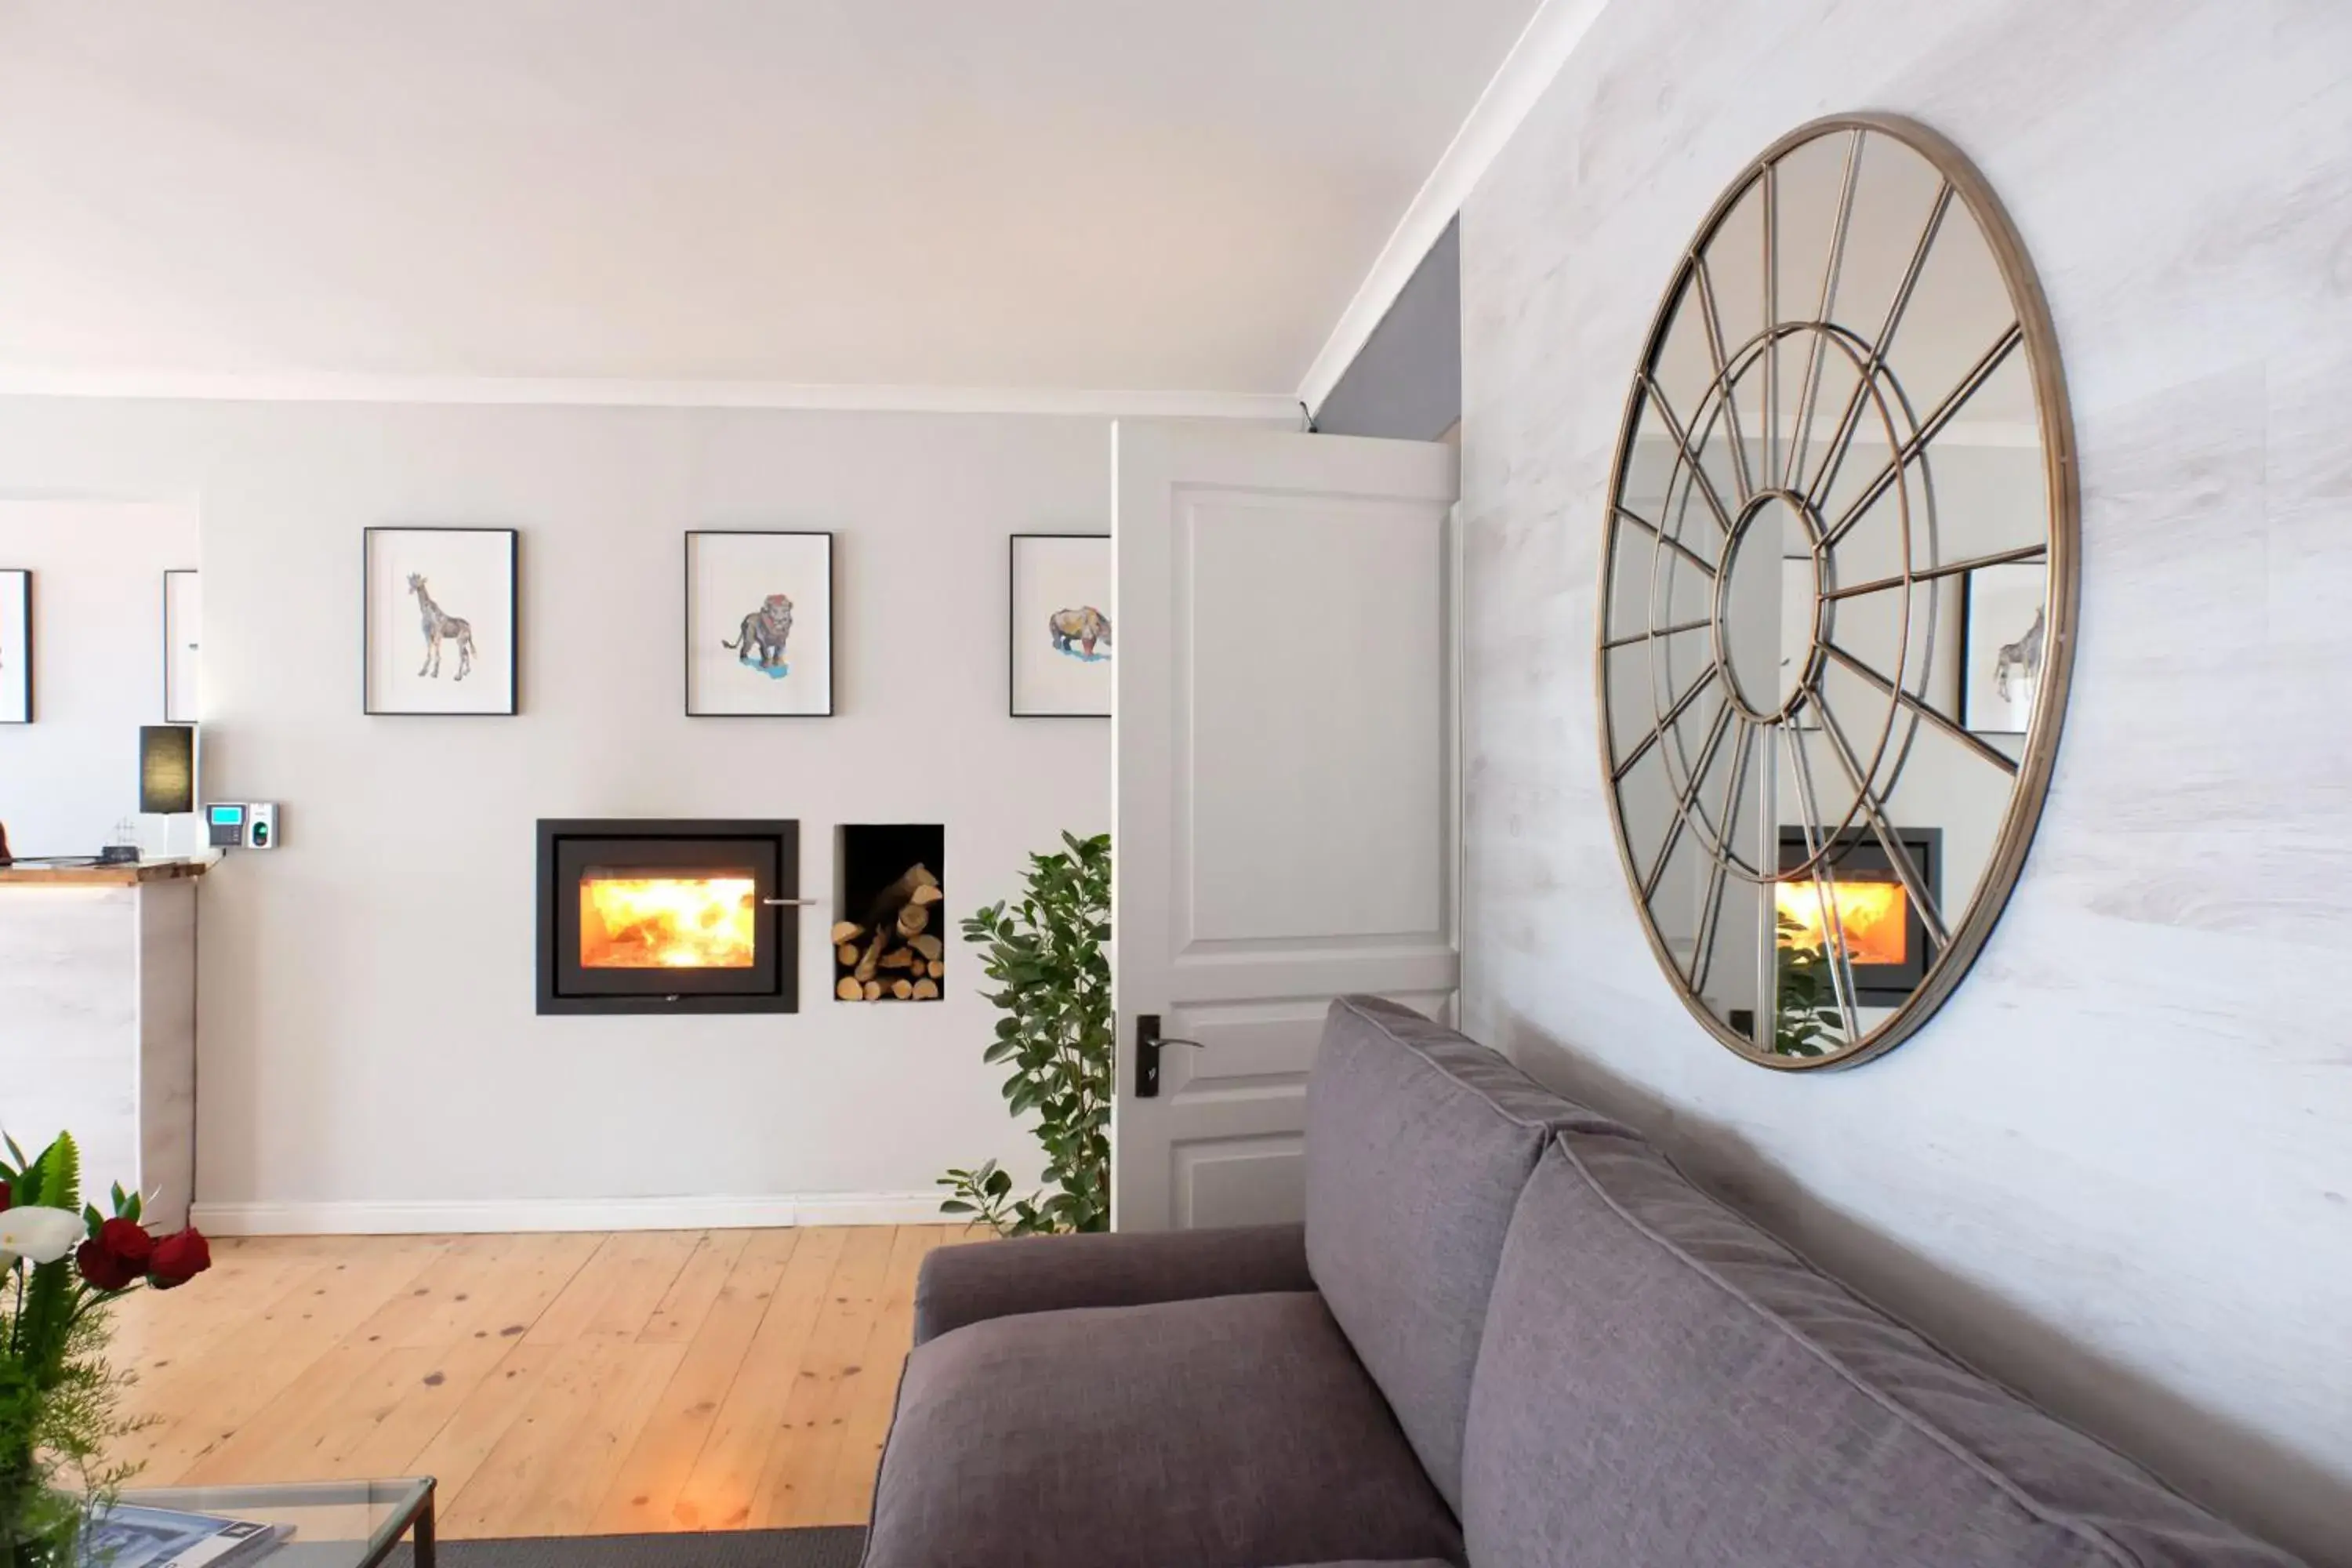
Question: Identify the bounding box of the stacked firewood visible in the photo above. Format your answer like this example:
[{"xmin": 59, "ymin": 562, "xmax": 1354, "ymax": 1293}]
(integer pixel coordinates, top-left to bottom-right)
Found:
[{"xmin": 833, "ymin": 862, "xmax": 945, "ymax": 1001}]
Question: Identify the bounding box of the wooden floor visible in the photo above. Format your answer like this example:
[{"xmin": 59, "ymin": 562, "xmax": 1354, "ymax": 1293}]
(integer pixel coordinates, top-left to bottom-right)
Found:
[{"xmin": 107, "ymin": 1225, "xmax": 973, "ymax": 1539}]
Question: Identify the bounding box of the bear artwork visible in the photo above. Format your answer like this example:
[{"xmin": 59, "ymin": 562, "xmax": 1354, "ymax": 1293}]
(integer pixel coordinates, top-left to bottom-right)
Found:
[
  {"xmin": 724, "ymin": 593, "xmax": 794, "ymax": 678},
  {"xmin": 1047, "ymin": 605, "xmax": 1111, "ymax": 661}
]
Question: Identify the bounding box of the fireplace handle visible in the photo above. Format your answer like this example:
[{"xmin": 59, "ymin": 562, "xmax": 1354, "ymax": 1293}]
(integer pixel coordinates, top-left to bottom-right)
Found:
[{"xmin": 760, "ymin": 898, "xmax": 820, "ymax": 906}]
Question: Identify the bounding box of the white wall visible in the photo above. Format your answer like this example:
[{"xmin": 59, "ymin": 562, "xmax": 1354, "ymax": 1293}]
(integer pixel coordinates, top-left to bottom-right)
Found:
[
  {"xmin": 0, "ymin": 500, "xmax": 197, "ymax": 854},
  {"xmin": 1457, "ymin": 1, "xmax": 2351, "ymax": 1562},
  {"xmin": 0, "ymin": 398, "xmax": 1116, "ymax": 1232}
]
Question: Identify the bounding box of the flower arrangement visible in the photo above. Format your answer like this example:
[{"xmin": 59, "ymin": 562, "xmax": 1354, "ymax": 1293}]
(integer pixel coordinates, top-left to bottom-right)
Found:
[{"xmin": 0, "ymin": 1131, "xmax": 211, "ymax": 1564}]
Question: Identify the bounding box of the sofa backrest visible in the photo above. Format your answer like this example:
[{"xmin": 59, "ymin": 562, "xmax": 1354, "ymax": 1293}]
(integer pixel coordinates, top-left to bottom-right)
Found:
[
  {"xmin": 1460, "ymin": 1129, "xmax": 2303, "ymax": 1567},
  {"xmin": 1302, "ymin": 995, "xmax": 1621, "ymax": 1514}
]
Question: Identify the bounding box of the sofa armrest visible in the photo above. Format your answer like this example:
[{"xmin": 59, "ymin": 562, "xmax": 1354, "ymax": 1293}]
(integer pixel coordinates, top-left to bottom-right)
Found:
[{"xmin": 912, "ymin": 1222, "xmax": 1312, "ymax": 1344}]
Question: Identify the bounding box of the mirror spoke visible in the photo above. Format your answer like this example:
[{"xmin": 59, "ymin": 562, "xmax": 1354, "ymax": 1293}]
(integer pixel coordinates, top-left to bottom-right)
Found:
[
  {"xmin": 1613, "ymin": 662, "xmax": 1721, "ymax": 782},
  {"xmin": 1801, "ymin": 180, "xmax": 1954, "ymax": 512},
  {"xmin": 1642, "ymin": 699, "xmax": 1736, "ymax": 898},
  {"xmin": 1823, "ymin": 542, "xmax": 2048, "ymax": 602},
  {"xmin": 1603, "ymin": 614, "xmax": 1715, "ymax": 652},
  {"xmin": 1688, "ymin": 717, "xmax": 1752, "ymax": 992},
  {"xmin": 1821, "ymin": 641, "xmax": 2021, "ymax": 776},
  {"xmin": 1784, "ymin": 731, "xmax": 1864, "ymax": 1044},
  {"xmin": 1761, "ymin": 160, "xmax": 1780, "ymax": 488},
  {"xmin": 1814, "ymin": 699, "xmax": 1952, "ymax": 949},
  {"xmin": 1639, "ymin": 376, "xmax": 1742, "ymax": 539},
  {"xmin": 1691, "ymin": 257, "xmax": 1757, "ymax": 503},
  {"xmin": 1785, "ymin": 130, "xmax": 1863, "ymax": 491},
  {"xmin": 1613, "ymin": 505, "xmax": 1719, "ymax": 582},
  {"xmin": 1820, "ymin": 323, "xmax": 2024, "ymax": 551}
]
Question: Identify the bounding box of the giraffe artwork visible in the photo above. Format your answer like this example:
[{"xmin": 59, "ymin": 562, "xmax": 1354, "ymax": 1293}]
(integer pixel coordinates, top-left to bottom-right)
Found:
[
  {"xmin": 365, "ymin": 529, "xmax": 517, "ymax": 714},
  {"xmin": 406, "ymin": 572, "xmax": 476, "ymax": 680}
]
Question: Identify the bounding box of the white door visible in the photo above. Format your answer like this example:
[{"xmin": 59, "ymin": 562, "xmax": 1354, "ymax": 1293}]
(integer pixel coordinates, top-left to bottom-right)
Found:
[{"xmin": 1112, "ymin": 421, "xmax": 1460, "ymax": 1232}]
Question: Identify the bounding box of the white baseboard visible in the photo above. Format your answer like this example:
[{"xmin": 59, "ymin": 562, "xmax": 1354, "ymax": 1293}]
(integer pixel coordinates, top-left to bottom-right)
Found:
[{"xmin": 191, "ymin": 1190, "xmax": 948, "ymax": 1236}]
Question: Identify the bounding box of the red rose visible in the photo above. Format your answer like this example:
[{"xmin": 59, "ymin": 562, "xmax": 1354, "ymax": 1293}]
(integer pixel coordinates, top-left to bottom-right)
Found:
[
  {"xmin": 0, "ymin": 1181, "xmax": 11, "ymax": 1211},
  {"xmin": 77, "ymin": 1237, "xmax": 140, "ymax": 1291},
  {"xmin": 147, "ymin": 1227, "xmax": 212, "ymax": 1289},
  {"xmin": 99, "ymin": 1217, "xmax": 154, "ymax": 1265}
]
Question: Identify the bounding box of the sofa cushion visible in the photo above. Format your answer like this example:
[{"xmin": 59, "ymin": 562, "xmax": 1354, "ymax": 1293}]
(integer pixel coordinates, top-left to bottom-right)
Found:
[
  {"xmin": 1461, "ymin": 1131, "xmax": 2302, "ymax": 1567},
  {"xmin": 912, "ymin": 1221, "xmax": 1312, "ymax": 1344},
  {"xmin": 866, "ymin": 1290, "xmax": 1463, "ymax": 1568},
  {"xmin": 1302, "ymin": 995, "xmax": 1621, "ymax": 1512}
]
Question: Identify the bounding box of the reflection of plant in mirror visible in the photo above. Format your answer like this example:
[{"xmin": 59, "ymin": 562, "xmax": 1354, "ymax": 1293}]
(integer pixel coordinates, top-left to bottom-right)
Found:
[{"xmin": 1771, "ymin": 909, "xmax": 1845, "ymax": 1058}]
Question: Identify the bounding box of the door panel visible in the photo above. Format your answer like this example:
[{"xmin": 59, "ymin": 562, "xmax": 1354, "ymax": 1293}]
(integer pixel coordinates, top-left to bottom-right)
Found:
[{"xmin": 1114, "ymin": 421, "xmax": 1459, "ymax": 1232}]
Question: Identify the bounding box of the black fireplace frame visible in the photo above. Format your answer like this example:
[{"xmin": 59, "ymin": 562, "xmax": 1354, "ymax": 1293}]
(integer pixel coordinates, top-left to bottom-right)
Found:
[
  {"xmin": 535, "ymin": 818, "xmax": 800, "ymax": 1015},
  {"xmin": 1777, "ymin": 825, "xmax": 1941, "ymax": 1007}
]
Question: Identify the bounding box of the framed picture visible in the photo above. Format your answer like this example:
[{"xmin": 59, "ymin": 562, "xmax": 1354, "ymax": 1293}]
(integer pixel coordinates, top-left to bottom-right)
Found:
[
  {"xmin": 0, "ymin": 569, "xmax": 28, "ymax": 724},
  {"xmin": 1959, "ymin": 561, "xmax": 2048, "ymax": 735},
  {"xmin": 1010, "ymin": 533, "xmax": 1110, "ymax": 718},
  {"xmin": 684, "ymin": 531, "xmax": 835, "ymax": 717},
  {"xmin": 363, "ymin": 528, "xmax": 518, "ymax": 715},
  {"xmin": 163, "ymin": 568, "xmax": 201, "ymax": 723}
]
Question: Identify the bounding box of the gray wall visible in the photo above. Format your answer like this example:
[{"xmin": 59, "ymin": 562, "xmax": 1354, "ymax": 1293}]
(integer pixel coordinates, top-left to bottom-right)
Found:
[
  {"xmin": 1457, "ymin": 2, "xmax": 2352, "ymax": 1563},
  {"xmin": 1312, "ymin": 220, "xmax": 1461, "ymax": 441}
]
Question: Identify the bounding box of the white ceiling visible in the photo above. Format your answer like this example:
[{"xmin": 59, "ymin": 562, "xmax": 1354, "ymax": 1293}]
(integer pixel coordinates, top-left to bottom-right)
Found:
[{"xmin": 0, "ymin": 0, "xmax": 1541, "ymax": 396}]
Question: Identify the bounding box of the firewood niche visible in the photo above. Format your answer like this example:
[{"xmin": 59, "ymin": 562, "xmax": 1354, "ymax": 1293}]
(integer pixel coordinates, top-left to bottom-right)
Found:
[{"xmin": 833, "ymin": 824, "xmax": 946, "ymax": 1002}]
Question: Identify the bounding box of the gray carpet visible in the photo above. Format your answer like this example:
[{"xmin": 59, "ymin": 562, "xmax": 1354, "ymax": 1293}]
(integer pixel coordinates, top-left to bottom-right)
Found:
[{"xmin": 379, "ymin": 1526, "xmax": 865, "ymax": 1566}]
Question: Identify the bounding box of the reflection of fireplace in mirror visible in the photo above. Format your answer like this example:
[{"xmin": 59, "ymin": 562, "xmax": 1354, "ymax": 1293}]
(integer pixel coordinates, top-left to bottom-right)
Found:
[
  {"xmin": 538, "ymin": 819, "xmax": 800, "ymax": 1014},
  {"xmin": 1774, "ymin": 827, "xmax": 1940, "ymax": 1005}
]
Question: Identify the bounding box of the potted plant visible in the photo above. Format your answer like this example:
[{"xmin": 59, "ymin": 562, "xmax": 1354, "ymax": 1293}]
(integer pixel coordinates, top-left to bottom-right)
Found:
[
  {"xmin": 0, "ymin": 1132, "xmax": 212, "ymax": 1564},
  {"xmin": 938, "ymin": 832, "xmax": 1112, "ymax": 1236}
]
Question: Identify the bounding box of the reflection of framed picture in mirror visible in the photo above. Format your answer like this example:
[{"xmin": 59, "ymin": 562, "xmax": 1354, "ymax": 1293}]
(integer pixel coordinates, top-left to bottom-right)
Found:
[
  {"xmin": 163, "ymin": 568, "xmax": 200, "ymax": 722},
  {"xmin": 1010, "ymin": 534, "xmax": 1111, "ymax": 717},
  {"xmin": 363, "ymin": 528, "xmax": 518, "ymax": 715},
  {"xmin": 684, "ymin": 531, "xmax": 835, "ymax": 717},
  {"xmin": 1959, "ymin": 563, "xmax": 2048, "ymax": 735},
  {"xmin": 0, "ymin": 569, "xmax": 28, "ymax": 724}
]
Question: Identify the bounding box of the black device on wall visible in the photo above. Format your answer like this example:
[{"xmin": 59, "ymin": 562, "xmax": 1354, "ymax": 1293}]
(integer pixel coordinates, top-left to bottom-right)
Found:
[{"xmin": 138, "ymin": 725, "xmax": 196, "ymax": 815}]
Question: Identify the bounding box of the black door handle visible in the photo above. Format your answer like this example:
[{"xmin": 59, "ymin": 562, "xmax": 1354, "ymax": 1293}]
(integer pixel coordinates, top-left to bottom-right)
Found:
[{"xmin": 1134, "ymin": 1013, "xmax": 1205, "ymax": 1099}]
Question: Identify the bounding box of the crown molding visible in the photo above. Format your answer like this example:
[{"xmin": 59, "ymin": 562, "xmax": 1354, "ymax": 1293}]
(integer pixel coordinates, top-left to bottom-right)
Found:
[
  {"xmin": 1296, "ymin": 0, "xmax": 1610, "ymax": 417},
  {"xmin": 0, "ymin": 367, "xmax": 1298, "ymax": 423}
]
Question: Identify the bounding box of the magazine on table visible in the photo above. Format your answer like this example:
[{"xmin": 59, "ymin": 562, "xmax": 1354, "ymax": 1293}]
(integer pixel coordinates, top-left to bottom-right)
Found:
[{"xmin": 79, "ymin": 1503, "xmax": 291, "ymax": 1568}]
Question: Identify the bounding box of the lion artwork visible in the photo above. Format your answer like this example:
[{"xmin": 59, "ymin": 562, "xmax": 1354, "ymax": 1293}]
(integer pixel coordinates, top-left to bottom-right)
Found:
[
  {"xmin": 723, "ymin": 593, "xmax": 794, "ymax": 677},
  {"xmin": 1047, "ymin": 605, "xmax": 1112, "ymax": 660}
]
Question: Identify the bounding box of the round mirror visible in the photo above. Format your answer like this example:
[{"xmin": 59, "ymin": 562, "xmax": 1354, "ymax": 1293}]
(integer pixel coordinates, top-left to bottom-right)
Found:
[{"xmin": 1597, "ymin": 114, "xmax": 2077, "ymax": 1069}]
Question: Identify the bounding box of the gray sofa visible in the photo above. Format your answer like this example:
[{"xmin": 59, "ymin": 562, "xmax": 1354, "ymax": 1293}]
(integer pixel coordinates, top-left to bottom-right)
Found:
[{"xmin": 865, "ymin": 996, "xmax": 2300, "ymax": 1568}]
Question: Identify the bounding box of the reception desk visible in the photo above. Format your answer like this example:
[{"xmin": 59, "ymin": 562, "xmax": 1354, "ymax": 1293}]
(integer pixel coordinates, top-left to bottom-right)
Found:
[{"xmin": 0, "ymin": 860, "xmax": 205, "ymax": 1229}]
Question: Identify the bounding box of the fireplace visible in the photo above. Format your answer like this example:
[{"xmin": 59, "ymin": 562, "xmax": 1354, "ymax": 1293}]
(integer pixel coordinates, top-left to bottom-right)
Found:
[
  {"xmin": 1774, "ymin": 826, "xmax": 1940, "ymax": 1006},
  {"xmin": 536, "ymin": 819, "xmax": 799, "ymax": 1014}
]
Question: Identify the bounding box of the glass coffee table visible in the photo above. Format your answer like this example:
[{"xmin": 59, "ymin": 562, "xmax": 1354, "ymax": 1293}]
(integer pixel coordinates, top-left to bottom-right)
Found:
[{"xmin": 104, "ymin": 1478, "xmax": 434, "ymax": 1567}]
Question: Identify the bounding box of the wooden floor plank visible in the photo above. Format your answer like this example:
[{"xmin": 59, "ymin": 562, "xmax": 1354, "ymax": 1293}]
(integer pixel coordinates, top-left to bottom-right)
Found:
[
  {"xmin": 752, "ymin": 1225, "xmax": 899, "ymax": 1527},
  {"xmin": 110, "ymin": 1225, "xmax": 966, "ymax": 1540},
  {"xmin": 814, "ymin": 1223, "xmax": 944, "ymax": 1523},
  {"xmin": 667, "ymin": 1227, "xmax": 848, "ymax": 1531},
  {"xmin": 591, "ymin": 1230, "xmax": 798, "ymax": 1534}
]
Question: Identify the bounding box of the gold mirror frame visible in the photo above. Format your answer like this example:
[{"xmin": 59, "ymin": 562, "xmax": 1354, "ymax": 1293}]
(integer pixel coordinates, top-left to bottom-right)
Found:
[{"xmin": 1595, "ymin": 113, "xmax": 2078, "ymax": 1069}]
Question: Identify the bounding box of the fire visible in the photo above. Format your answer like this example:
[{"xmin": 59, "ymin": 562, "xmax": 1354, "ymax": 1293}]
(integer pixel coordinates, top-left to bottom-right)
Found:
[
  {"xmin": 580, "ymin": 875, "xmax": 756, "ymax": 969},
  {"xmin": 1775, "ymin": 878, "xmax": 1907, "ymax": 966}
]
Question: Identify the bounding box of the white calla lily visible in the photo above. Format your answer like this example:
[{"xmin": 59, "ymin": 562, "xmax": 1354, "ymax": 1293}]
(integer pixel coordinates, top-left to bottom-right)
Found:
[{"xmin": 0, "ymin": 1203, "xmax": 85, "ymax": 1265}]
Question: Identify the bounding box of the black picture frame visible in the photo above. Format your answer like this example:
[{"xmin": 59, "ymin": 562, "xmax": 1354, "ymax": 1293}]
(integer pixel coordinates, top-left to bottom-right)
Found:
[
  {"xmin": 1008, "ymin": 532, "xmax": 1112, "ymax": 719},
  {"xmin": 162, "ymin": 568, "xmax": 198, "ymax": 724},
  {"xmin": 1956, "ymin": 561, "xmax": 2047, "ymax": 737},
  {"xmin": 683, "ymin": 530, "xmax": 837, "ymax": 718},
  {"xmin": 0, "ymin": 568, "xmax": 29, "ymax": 725},
  {"xmin": 362, "ymin": 527, "xmax": 520, "ymax": 717}
]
